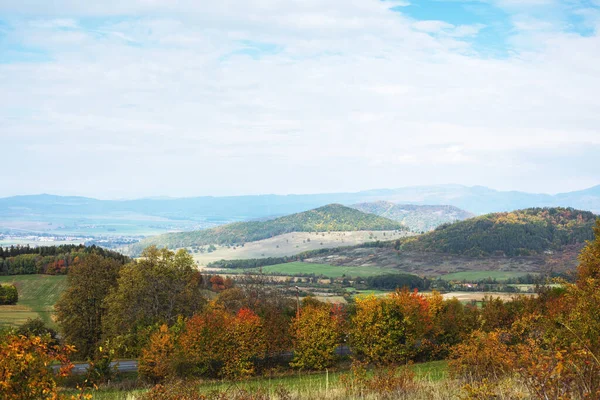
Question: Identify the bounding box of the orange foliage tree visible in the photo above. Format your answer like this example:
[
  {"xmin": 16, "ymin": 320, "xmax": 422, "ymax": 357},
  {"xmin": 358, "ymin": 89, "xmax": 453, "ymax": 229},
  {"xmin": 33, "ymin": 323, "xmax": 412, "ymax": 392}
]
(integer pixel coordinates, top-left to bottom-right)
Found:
[
  {"xmin": 177, "ymin": 305, "xmax": 266, "ymax": 379},
  {"xmin": 139, "ymin": 324, "xmax": 177, "ymax": 383},
  {"xmin": 0, "ymin": 334, "xmax": 74, "ymax": 400}
]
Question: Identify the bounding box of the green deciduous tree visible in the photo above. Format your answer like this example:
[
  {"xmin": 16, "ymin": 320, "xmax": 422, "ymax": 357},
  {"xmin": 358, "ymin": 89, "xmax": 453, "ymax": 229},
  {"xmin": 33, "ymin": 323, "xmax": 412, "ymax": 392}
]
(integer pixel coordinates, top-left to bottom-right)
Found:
[
  {"xmin": 55, "ymin": 253, "xmax": 122, "ymax": 359},
  {"xmin": 103, "ymin": 246, "xmax": 206, "ymax": 356}
]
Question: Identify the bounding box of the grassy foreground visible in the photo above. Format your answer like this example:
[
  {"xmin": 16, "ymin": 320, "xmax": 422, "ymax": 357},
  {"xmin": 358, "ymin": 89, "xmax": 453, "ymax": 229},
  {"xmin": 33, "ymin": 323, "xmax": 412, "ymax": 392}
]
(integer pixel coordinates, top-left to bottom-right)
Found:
[
  {"xmin": 66, "ymin": 361, "xmax": 450, "ymax": 399},
  {"xmin": 0, "ymin": 274, "xmax": 67, "ymax": 328}
]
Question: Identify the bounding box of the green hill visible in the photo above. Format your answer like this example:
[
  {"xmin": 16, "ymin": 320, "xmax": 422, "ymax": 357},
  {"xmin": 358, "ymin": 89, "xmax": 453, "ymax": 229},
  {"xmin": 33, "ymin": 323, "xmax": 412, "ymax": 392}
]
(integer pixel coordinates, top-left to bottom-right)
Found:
[
  {"xmin": 352, "ymin": 201, "xmax": 474, "ymax": 232},
  {"xmin": 400, "ymin": 207, "xmax": 597, "ymax": 257},
  {"xmin": 130, "ymin": 204, "xmax": 405, "ymax": 253}
]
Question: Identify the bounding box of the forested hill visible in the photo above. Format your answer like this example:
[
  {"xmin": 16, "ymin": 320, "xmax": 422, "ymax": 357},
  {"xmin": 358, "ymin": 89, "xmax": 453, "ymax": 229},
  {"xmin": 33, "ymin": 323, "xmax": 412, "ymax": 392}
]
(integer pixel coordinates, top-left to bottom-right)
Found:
[
  {"xmin": 399, "ymin": 207, "xmax": 597, "ymax": 257},
  {"xmin": 0, "ymin": 244, "xmax": 130, "ymax": 275},
  {"xmin": 352, "ymin": 201, "xmax": 474, "ymax": 232},
  {"xmin": 130, "ymin": 204, "xmax": 405, "ymax": 253}
]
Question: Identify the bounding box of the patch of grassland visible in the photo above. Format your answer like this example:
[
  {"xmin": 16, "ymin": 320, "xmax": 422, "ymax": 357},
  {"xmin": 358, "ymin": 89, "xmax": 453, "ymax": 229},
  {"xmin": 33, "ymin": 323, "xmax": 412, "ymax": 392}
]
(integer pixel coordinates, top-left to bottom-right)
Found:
[
  {"xmin": 0, "ymin": 274, "xmax": 67, "ymax": 328},
  {"xmin": 439, "ymin": 271, "xmax": 536, "ymax": 282},
  {"xmin": 252, "ymin": 262, "xmax": 395, "ymax": 278},
  {"xmin": 64, "ymin": 361, "xmax": 449, "ymax": 399}
]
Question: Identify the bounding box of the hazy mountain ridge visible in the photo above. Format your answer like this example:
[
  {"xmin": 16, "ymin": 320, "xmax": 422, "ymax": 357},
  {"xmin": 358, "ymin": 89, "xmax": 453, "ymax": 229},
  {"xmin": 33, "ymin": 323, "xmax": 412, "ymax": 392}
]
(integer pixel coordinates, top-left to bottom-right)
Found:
[
  {"xmin": 1, "ymin": 185, "xmax": 599, "ymax": 238},
  {"xmin": 352, "ymin": 201, "xmax": 474, "ymax": 232},
  {"xmin": 129, "ymin": 204, "xmax": 405, "ymax": 254}
]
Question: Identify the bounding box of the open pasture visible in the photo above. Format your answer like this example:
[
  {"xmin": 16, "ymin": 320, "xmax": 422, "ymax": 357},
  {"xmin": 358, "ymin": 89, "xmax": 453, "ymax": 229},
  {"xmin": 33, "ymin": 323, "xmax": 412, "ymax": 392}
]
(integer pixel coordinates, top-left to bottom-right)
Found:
[
  {"xmin": 438, "ymin": 270, "xmax": 536, "ymax": 282},
  {"xmin": 0, "ymin": 274, "xmax": 67, "ymax": 328},
  {"xmin": 252, "ymin": 261, "xmax": 398, "ymax": 278},
  {"xmin": 192, "ymin": 230, "xmax": 406, "ymax": 265}
]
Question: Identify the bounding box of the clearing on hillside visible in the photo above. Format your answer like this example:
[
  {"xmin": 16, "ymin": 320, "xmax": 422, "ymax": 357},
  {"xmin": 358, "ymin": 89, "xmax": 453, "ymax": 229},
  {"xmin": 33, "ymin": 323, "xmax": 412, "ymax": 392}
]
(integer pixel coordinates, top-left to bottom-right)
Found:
[{"xmin": 192, "ymin": 230, "xmax": 407, "ymax": 265}]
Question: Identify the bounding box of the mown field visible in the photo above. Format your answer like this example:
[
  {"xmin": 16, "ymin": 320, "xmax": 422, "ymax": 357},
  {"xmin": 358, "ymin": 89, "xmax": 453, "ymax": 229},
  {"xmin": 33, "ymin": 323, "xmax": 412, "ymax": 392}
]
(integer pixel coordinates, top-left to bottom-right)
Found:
[
  {"xmin": 0, "ymin": 274, "xmax": 67, "ymax": 328},
  {"xmin": 438, "ymin": 270, "xmax": 535, "ymax": 282},
  {"xmin": 251, "ymin": 261, "xmax": 398, "ymax": 278}
]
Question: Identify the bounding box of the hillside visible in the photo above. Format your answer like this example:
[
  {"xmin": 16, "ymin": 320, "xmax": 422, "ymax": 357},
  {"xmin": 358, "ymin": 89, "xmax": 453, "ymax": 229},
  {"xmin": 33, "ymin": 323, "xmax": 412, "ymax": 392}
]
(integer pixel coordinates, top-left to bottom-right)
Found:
[
  {"xmin": 352, "ymin": 201, "xmax": 474, "ymax": 232},
  {"xmin": 130, "ymin": 204, "xmax": 405, "ymax": 253},
  {"xmin": 400, "ymin": 207, "xmax": 597, "ymax": 257}
]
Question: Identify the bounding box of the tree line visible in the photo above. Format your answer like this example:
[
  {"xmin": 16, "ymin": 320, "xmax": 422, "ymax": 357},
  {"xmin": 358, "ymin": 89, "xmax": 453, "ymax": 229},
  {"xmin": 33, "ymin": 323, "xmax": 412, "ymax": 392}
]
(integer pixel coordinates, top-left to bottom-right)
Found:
[{"xmin": 0, "ymin": 245, "xmax": 130, "ymax": 276}]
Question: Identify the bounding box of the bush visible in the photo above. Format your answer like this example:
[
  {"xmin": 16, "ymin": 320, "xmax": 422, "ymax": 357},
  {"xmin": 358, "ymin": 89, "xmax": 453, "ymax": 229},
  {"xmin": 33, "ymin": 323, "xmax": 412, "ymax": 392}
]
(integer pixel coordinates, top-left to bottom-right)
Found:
[
  {"xmin": 0, "ymin": 284, "xmax": 18, "ymax": 305},
  {"xmin": 0, "ymin": 334, "xmax": 75, "ymax": 399},
  {"xmin": 16, "ymin": 318, "xmax": 58, "ymax": 343},
  {"xmin": 449, "ymin": 330, "xmax": 514, "ymax": 382}
]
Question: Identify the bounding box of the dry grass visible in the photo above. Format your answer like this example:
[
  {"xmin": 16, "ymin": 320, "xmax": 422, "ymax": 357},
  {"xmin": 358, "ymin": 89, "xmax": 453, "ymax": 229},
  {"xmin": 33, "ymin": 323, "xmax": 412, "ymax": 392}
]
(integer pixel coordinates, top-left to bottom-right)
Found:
[{"xmin": 192, "ymin": 231, "xmax": 407, "ymax": 265}]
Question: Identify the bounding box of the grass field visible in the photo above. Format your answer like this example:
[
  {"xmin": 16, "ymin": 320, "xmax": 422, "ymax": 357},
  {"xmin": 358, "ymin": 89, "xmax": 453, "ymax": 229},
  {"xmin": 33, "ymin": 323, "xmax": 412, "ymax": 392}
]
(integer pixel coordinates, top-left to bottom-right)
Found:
[
  {"xmin": 0, "ymin": 274, "xmax": 67, "ymax": 328},
  {"xmin": 63, "ymin": 360, "xmax": 448, "ymax": 399},
  {"xmin": 251, "ymin": 262, "xmax": 398, "ymax": 278},
  {"xmin": 439, "ymin": 270, "xmax": 536, "ymax": 282},
  {"xmin": 192, "ymin": 231, "xmax": 408, "ymax": 265}
]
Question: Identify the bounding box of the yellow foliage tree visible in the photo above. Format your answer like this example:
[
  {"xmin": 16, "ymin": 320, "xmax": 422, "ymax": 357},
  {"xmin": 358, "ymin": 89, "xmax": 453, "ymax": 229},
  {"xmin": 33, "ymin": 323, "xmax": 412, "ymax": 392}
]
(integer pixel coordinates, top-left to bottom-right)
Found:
[{"xmin": 0, "ymin": 334, "xmax": 75, "ymax": 400}]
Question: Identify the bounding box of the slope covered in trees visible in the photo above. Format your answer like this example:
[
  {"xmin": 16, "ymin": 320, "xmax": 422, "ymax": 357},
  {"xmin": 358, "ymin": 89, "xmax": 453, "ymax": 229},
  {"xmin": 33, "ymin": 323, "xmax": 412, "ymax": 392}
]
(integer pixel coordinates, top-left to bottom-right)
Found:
[
  {"xmin": 130, "ymin": 204, "xmax": 405, "ymax": 253},
  {"xmin": 352, "ymin": 201, "xmax": 474, "ymax": 232},
  {"xmin": 400, "ymin": 207, "xmax": 597, "ymax": 257},
  {"xmin": 0, "ymin": 244, "xmax": 130, "ymax": 275}
]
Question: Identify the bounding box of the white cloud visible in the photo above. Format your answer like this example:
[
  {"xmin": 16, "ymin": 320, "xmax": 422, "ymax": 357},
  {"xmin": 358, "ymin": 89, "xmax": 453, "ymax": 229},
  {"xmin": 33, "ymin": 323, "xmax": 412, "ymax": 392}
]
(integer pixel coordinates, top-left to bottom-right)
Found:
[{"xmin": 0, "ymin": 1, "xmax": 599, "ymax": 197}]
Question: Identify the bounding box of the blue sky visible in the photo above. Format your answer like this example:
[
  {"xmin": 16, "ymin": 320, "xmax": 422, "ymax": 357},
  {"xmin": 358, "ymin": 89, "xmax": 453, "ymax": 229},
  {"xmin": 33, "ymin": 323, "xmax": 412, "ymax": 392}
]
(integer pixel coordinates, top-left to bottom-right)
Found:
[{"xmin": 0, "ymin": 0, "xmax": 599, "ymax": 198}]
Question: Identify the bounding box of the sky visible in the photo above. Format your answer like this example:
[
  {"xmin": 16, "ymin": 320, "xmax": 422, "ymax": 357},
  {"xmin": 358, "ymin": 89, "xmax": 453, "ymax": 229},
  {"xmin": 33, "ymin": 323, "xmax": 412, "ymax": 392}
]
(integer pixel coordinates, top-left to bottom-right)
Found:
[{"xmin": 1, "ymin": 0, "xmax": 599, "ymax": 199}]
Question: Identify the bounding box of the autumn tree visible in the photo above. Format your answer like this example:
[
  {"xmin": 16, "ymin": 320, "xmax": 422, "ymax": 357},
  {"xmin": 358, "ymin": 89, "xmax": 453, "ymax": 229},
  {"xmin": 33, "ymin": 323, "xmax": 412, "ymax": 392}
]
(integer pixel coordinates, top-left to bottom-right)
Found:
[
  {"xmin": 103, "ymin": 246, "xmax": 206, "ymax": 355},
  {"xmin": 350, "ymin": 290, "xmax": 434, "ymax": 365},
  {"xmin": 139, "ymin": 324, "xmax": 177, "ymax": 383},
  {"xmin": 215, "ymin": 277, "xmax": 295, "ymax": 362},
  {"xmin": 55, "ymin": 253, "xmax": 122, "ymax": 359},
  {"xmin": 290, "ymin": 303, "xmax": 342, "ymax": 370},
  {"xmin": 577, "ymin": 218, "xmax": 600, "ymax": 281},
  {"xmin": 178, "ymin": 305, "xmax": 266, "ymax": 379},
  {"xmin": 0, "ymin": 334, "xmax": 74, "ymax": 400}
]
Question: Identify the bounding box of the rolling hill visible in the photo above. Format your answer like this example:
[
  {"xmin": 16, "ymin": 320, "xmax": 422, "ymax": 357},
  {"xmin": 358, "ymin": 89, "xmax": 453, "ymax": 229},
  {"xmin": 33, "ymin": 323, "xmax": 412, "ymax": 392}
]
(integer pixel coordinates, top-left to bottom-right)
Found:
[
  {"xmin": 399, "ymin": 207, "xmax": 597, "ymax": 257},
  {"xmin": 3, "ymin": 184, "xmax": 600, "ymax": 240},
  {"xmin": 235, "ymin": 207, "xmax": 599, "ymax": 278},
  {"xmin": 129, "ymin": 204, "xmax": 405, "ymax": 254},
  {"xmin": 351, "ymin": 202, "xmax": 474, "ymax": 232}
]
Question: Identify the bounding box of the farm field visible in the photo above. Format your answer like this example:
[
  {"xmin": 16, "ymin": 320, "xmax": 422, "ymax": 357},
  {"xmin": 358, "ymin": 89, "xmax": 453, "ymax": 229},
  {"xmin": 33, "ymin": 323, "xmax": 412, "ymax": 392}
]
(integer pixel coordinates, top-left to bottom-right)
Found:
[
  {"xmin": 192, "ymin": 230, "xmax": 406, "ymax": 265},
  {"xmin": 251, "ymin": 261, "xmax": 398, "ymax": 278},
  {"xmin": 438, "ymin": 270, "xmax": 536, "ymax": 282},
  {"xmin": 0, "ymin": 274, "xmax": 67, "ymax": 328},
  {"xmin": 0, "ymin": 238, "xmax": 85, "ymax": 247},
  {"xmin": 440, "ymin": 291, "xmax": 535, "ymax": 302}
]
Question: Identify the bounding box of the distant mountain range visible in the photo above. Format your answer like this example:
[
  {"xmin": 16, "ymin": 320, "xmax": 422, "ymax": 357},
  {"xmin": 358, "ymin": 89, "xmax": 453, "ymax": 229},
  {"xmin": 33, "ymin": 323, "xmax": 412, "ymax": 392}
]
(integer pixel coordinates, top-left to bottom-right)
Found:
[
  {"xmin": 129, "ymin": 204, "xmax": 405, "ymax": 253},
  {"xmin": 351, "ymin": 202, "xmax": 474, "ymax": 232},
  {"xmin": 1, "ymin": 185, "xmax": 599, "ymax": 237}
]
